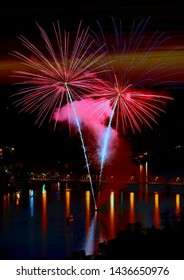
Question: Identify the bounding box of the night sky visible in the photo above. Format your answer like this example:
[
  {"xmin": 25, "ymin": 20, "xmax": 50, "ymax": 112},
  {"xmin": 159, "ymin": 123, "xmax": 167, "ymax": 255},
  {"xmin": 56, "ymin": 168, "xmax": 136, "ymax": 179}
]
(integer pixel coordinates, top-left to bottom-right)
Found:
[{"xmin": 0, "ymin": 1, "xmax": 184, "ymax": 174}]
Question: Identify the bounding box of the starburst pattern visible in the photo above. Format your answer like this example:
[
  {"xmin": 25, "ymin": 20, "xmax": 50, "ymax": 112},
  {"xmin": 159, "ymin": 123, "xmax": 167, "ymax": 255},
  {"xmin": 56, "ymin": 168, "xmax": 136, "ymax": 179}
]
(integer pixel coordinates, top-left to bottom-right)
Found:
[
  {"xmin": 11, "ymin": 20, "xmax": 107, "ymax": 128},
  {"xmin": 89, "ymin": 16, "xmax": 183, "ymax": 133}
]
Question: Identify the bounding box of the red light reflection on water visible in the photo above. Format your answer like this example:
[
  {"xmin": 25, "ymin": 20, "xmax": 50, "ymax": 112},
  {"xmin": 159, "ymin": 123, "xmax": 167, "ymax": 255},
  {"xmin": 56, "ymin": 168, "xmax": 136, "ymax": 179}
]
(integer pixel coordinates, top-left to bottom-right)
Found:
[{"xmin": 3, "ymin": 193, "xmax": 10, "ymax": 212}]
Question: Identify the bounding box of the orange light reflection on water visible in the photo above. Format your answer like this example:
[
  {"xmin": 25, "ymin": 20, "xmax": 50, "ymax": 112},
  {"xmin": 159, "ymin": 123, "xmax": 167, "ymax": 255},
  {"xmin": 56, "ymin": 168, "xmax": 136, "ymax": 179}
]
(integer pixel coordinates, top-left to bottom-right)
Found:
[
  {"xmin": 154, "ymin": 192, "xmax": 160, "ymax": 229},
  {"xmin": 85, "ymin": 191, "xmax": 90, "ymax": 231},
  {"xmin": 42, "ymin": 189, "xmax": 47, "ymax": 234},
  {"xmin": 15, "ymin": 191, "xmax": 21, "ymax": 207},
  {"xmin": 129, "ymin": 192, "xmax": 135, "ymax": 224},
  {"xmin": 175, "ymin": 193, "xmax": 181, "ymax": 220},
  {"xmin": 65, "ymin": 189, "xmax": 71, "ymax": 217},
  {"xmin": 109, "ymin": 191, "xmax": 115, "ymax": 239}
]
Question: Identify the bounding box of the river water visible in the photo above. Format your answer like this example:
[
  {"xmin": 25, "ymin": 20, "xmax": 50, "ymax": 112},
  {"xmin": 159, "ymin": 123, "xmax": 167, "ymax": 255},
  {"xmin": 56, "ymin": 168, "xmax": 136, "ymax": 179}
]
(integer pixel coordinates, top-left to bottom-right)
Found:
[{"xmin": 0, "ymin": 181, "xmax": 184, "ymax": 260}]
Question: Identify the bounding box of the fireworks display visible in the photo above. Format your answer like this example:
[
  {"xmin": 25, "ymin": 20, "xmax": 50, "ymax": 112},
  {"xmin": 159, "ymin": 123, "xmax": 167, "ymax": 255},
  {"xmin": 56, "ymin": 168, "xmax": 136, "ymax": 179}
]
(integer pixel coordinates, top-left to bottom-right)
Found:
[{"xmin": 11, "ymin": 17, "xmax": 183, "ymax": 197}]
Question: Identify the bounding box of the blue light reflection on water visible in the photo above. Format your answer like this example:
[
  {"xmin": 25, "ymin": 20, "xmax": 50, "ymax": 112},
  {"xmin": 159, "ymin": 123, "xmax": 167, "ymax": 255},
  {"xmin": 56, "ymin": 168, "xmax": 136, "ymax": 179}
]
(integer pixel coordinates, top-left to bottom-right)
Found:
[{"xmin": 0, "ymin": 182, "xmax": 184, "ymax": 260}]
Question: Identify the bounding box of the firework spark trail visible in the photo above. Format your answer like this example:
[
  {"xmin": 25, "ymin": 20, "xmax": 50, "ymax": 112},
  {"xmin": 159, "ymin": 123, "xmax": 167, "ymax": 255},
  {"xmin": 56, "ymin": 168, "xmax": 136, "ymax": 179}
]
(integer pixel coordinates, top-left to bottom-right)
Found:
[
  {"xmin": 65, "ymin": 84, "xmax": 97, "ymax": 210},
  {"xmin": 98, "ymin": 97, "xmax": 118, "ymax": 190}
]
